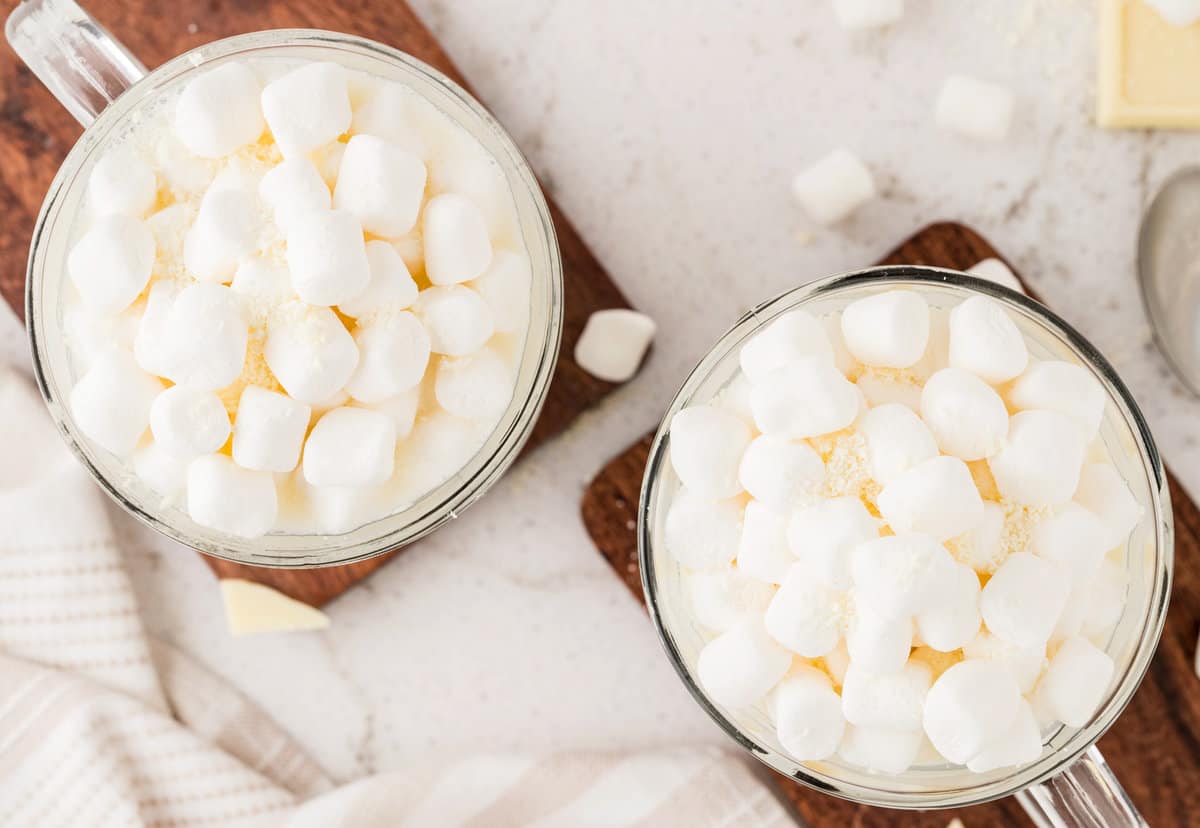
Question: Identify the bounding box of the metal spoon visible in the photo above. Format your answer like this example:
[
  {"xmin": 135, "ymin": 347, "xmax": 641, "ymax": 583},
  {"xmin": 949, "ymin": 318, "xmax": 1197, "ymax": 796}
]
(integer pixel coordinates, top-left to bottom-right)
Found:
[{"xmin": 1138, "ymin": 166, "xmax": 1200, "ymax": 396}]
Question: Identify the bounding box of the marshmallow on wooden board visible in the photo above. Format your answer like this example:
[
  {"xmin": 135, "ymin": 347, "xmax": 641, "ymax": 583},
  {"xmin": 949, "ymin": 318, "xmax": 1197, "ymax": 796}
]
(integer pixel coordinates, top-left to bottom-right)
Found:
[
  {"xmin": 877, "ymin": 455, "xmax": 984, "ymax": 541},
  {"xmin": 1082, "ymin": 559, "xmax": 1128, "ymax": 638},
  {"xmin": 286, "ymin": 209, "xmax": 370, "ymax": 306},
  {"xmin": 851, "ymin": 533, "xmax": 955, "ymax": 619},
  {"xmin": 687, "ymin": 567, "xmax": 774, "ymax": 633},
  {"xmin": 1074, "ymin": 463, "xmax": 1143, "ymax": 549},
  {"xmin": 232, "ymin": 385, "xmax": 311, "ymax": 473},
  {"xmin": 832, "ymin": 0, "xmax": 904, "ymax": 29},
  {"xmin": 574, "ymin": 309, "xmax": 657, "ymax": 383},
  {"xmin": 966, "ymin": 699, "xmax": 1043, "ymax": 773},
  {"xmin": 351, "ymin": 82, "xmax": 428, "ymax": 157},
  {"xmin": 337, "ymin": 241, "xmax": 419, "ymax": 320},
  {"xmin": 791, "ymin": 149, "xmax": 876, "ymax": 225},
  {"xmin": 368, "ymin": 387, "xmax": 420, "ymax": 440},
  {"xmin": 739, "ymin": 434, "xmax": 825, "ymax": 513},
  {"xmin": 303, "ymin": 407, "xmax": 397, "ymax": 488},
  {"xmin": 841, "ymin": 290, "xmax": 930, "ymax": 369},
  {"xmin": 1031, "ymin": 503, "xmax": 1110, "ymax": 587},
  {"xmin": 670, "ymin": 405, "xmax": 752, "ymax": 500},
  {"xmin": 841, "ymin": 661, "xmax": 932, "ymax": 732},
  {"xmin": 696, "ymin": 619, "xmax": 792, "ymax": 710},
  {"xmin": 435, "ymin": 349, "xmax": 513, "ymax": 422},
  {"xmin": 846, "ymin": 609, "xmax": 913, "ymax": 675},
  {"xmin": 346, "ymin": 313, "xmax": 431, "ymax": 404},
  {"xmin": 915, "ymin": 562, "xmax": 981, "ymax": 652},
  {"xmin": 70, "ymin": 349, "xmax": 162, "ymax": 456},
  {"xmin": 772, "ymin": 668, "xmax": 846, "ymax": 761},
  {"xmin": 750, "ymin": 358, "xmax": 860, "ymax": 438},
  {"xmin": 962, "ymin": 631, "xmax": 1046, "ymax": 695},
  {"xmin": 788, "ymin": 496, "xmax": 878, "ymax": 590},
  {"xmin": 967, "ymin": 258, "xmax": 1024, "ymax": 294},
  {"xmin": 922, "ymin": 659, "xmax": 1022, "ymax": 764},
  {"xmin": 334, "ymin": 134, "xmax": 427, "ymax": 237},
  {"xmin": 264, "ymin": 302, "xmax": 359, "ymax": 403},
  {"xmin": 258, "ymin": 158, "xmax": 330, "ymax": 235},
  {"xmin": 947, "ymin": 295, "xmax": 1028, "ymax": 383},
  {"xmin": 187, "ymin": 454, "xmax": 277, "ymax": 538},
  {"xmin": 859, "ymin": 402, "xmax": 939, "ymax": 485},
  {"xmin": 68, "ymin": 214, "xmax": 155, "ymax": 315},
  {"xmin": 665, "ymin": 488, "xmax": 743, "ymax": 570},
  {"xmin": 88, "ymin": 147, "xmax": 156, "ymax": 218},
  {"xmin": 989, "ymin": 410, "xmax": 1086, "ymax": 507},
  {"xmin": 935, "ymin": 75, "xmax": 1015, "ymax": 142},
  {"xmin": 184, "ymin": 182, "xmax": 261, "ymax": 284},
  {"xmin": 174, "ymin": 62, "xmax": 264, "ymax": 158},
  {"xmin": 261, "ymin": 62, "xmax": 351, "ymax": 158},
  {"xmin": 1008, "ymin": 360, "xmax": 1106, "ymax": 442},
  {"xmin": 739, "ymin": 310, "xmax": 833, "ymax": 384},
  {"xmin": 764, "ymin": 563, "xmax": 844, "ymax": 657},
  {"xmin": 149, "ymin": 386, "xmax": 230, "ymax": 459},
  {"xmin": 416, "ymin": 285, "xmax": 495, "ymax": 356},
  {"xmin": 132, "ymin": 441, "xmax": 189, "ymax": 499},
  {"xmin": 981, "ymin": 553, "xmax": 1071, "ymax": 649},
  {"xmin": 1034, "ymin": 636, "xmax": 1114, "ymax": 728},
  {"xmin": 133, "ymin": 280, "xmax": 180, "ymax": 378},
  {"xmin": 920, "ymin": 368, "xmax": 1009, "ymax": 461},
  {"xmin": 160, "ymin": 283, "xmax": 248, "ymax": 391},
  {"xmin": 838, "ymin": 724, "xmax": 923, "ymax": 775},
  {"xmin": 735, "ymin": 501, "xmax": 794, "ymax": 584},
  {"xmin": 472, "ymin": 251, "xmax": 532, "ymax": 334}
]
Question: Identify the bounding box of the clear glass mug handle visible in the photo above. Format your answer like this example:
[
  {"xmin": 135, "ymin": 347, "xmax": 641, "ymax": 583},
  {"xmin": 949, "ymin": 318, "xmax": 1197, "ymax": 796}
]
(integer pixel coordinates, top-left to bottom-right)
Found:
[
  {"xmin": 1016, "ymin": 746, "xmax": 1146, "ymax": 828},
  {"xmin": 6, "ymin": 0, "xmax": 146, "ymax": 127}
]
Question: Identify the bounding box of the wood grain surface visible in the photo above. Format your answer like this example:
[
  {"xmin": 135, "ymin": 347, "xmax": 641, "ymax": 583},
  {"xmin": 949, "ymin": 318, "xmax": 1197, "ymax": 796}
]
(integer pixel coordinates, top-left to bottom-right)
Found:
[
  {"xmin": 581, "ymin": 222, "xmax": 1200, "ymax": 826},
  {"xmin": 0, "ymin": 0, "xmax": 634, "ymax": 606}
]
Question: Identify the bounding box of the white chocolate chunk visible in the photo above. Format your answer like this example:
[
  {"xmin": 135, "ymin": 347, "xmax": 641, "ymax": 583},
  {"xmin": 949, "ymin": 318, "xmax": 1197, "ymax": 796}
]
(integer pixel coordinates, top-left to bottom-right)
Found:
[
  {"xmin": 174, "ymin": 63, "xmax": 264, "ymax": 158},
  {"xmin": 665, "ymin": 489, "xmax": 742, "ymax": 570},
  {"xmin": 772, "ymin": 668, "xmax": 846, "ymax": 760},
  {"xmin": 764, "ymin": 563, "xmax": 844, "ymax": 657},
  {"xmin": 423, "ymin": 193, "xmax": 493, "ymax": 285},
  {"xmin": 966, "ymin": 699, "xmax": 1042, "ymax": 772},
  {"xmin": 149, "ymin": 386, "xmax": 230, "ymax": 459},
  {"xmin": 1074, "ymin": 463, "xmax": 1143, "ymax": 549},
  {"xmin": 232, "ymin": 386, "xmax": 311, "ymax": 473},
  {"xmin": 947, "ymin": 295, "xmax": 1028, "ymax": 383},
  {"xmin": 70, "ymin": 349, "xmax": 162, "ymax": 456},
  {"xmin": 877, "ymin": 455, "xmax": 984, "ymax": 541},
  {"xmin": 68, "ymin": 214, "xmax": 155, "ymax": 315},
  {"xmin": 736, "ymin": 501, "xmax": 795, "ymax": 584},
  {"xmin": 981, "ymin": 553, "xmax": 1071, "ymax": 649},
  {"xmin": 935, "ymin": 75, "xmax": 1015, "ymax": 142},
  {"xmin": 346, "ymin": 313, "xmax": 431, "ymax": 404},
  {"xmin": 187, "ymin": 454, "xmax": 277, "ymax": 538},
  {"xmin": 841, "ymin": 661, "xmax": 931, "ymax": 731},
  {"xmin": 788, "ymin": 496, "xmax": 877, "ymax": 590},
  {"xmin": 160, "ymin": 283, "xmax": 248, "ymax": 391},
  {"xmin": 286, "ymin": 209, "xmax": 370, "ymax": 306},
  {"xmin": 264, "ymin": 302, "xmax": 359, "ymax": 404},
  {"xmin": 851, "ymin": 534, "xmax": 954, "ymax": 618},
  {"xmin": 416, "ymin": 285, "xmax": 495, "ymax": 356},
  {"xmin": 841, "ymin": 290, "xmax": 930, "ymax": 368},
  {"xmin": 473, "ymin": 251, "xmax": 532, "ymax": 334},
  {"xmin": 575, "ymin": 309, "xmax": 657, "ymax": 383},
  {"xmin": 914, "ymin": 562, "xmax": 981, "ymax": 652},
  {"xmin": 838, "ymin": 724, "xmax": 923, "ymax": 774},
  {"xmin": 989, "ymin": 410, "xmax": 1086, "ymax": 507},
  {"xmin": 88, "ymin": 147, "xmax": 156, "ymax": 217},
  {"xmin": 846, "ymin": 609, "xmax": 913, "ymax": 674},
  {"xmin": 791, "ymin": 148, "xmax": 876, "ymax": 225},
  {"xmin": 832, "ymin": 0, "xmax": 904, "ymax": 29},
  {"xmin": 261, "ymin": 62, "xmax": 351, "ymax": 158},
  {"xmin": 1034, "ymin": 636, "xmax": 1114, "ymax": 727},
  {"xmin": 303, "ymin": 407, "xmax": 396, "ymax": 488},
  {"xmin": 859, "ymin": 402, "xmax": 938, "ymax": 485},
  {"xmin": 220, "ymin": 579, "xmax": 330, "ymax": 636},
  {"xmin": 670, "ymin": 405, "xmax": 752, "ymax": 500},
  {"xmin": 184, "ymin": 182, "xmax": 261, "ymax": 283},
  {"xmin": 435, "ymin": 349, "xmax": 513, "ymax": 421},
  {"xmin": 920, "ymin": 368, "xmax": 1009, "ymax": 461},
  {"xmin": 258, "ymin": 158, "xmax": 330, "ymax": 235},
  {"xmin": 334, "ymin": 134, "xmax": 427, "ymax": 237},
  {"xmin": 696, "ymin": 619, "xmax": 791, "ymax": 709},
  {"xmin": 1008, "ymin": 361, "xmax": 1106, "ymax": 442},
  {"xmin": 750, "ymin": 358, "xmax": 860, "ymax": 438},
  {"xmin": 740, "ymin": 434, "xmax": 825, "ymax": 514},
  {"xmin": 338, "ymin": 241, "xmax": 418, "ymax": 319},
  {"xmin": 922, "ymin": 659, "xmax": 1021, "ymax": 764},
  {"xmin": 739, "ymin": 310, "xmax": 832, "ymax": 384}
]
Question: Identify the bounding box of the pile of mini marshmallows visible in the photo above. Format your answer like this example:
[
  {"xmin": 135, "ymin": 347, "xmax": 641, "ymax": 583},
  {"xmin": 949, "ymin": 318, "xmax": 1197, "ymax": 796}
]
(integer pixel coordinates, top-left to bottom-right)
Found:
[
  {"xmin": 64, "ymin": 59, "xmax": 532, "ymax": 539},
  {"xmin": 666, "ymin": 289, "xmax": 1143, "ymax": 775}
]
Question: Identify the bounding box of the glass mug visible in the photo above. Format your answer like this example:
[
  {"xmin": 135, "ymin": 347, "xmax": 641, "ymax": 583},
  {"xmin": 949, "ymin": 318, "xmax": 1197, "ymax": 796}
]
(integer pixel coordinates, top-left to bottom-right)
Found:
[
  {"xmin": 6, "ymin": 0, "xmax": 563, "ymax": 567},
  {"xmin": 640, "ymin": 267, "xmax": 1172, "ymax": 826}
]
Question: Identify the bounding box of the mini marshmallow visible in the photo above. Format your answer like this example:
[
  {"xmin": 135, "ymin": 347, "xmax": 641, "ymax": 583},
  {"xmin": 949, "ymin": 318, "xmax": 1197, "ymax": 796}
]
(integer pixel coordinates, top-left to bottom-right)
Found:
[
  {"xmin": 132, "ymin": 441, "xmax": 189, "ymax": 498},
  {"xmin": 1081, "ymin": 560, "xmax": 1127, "ymax": 638},
  {"xmin": 841, "ymin": 661, "xmax": 931, "ymax": 731},
  {"xmin": 791, "ymin": 148, "xmax": 876, "ymax": 225},
  {"xmin": 750, "ymin": 358, "xmax": 860, "ymax": 438},
  {"xmin": 856, "ymin": 371, "xmax": 923, "ymax": 412},
  {"xmin": 736, "ymin": 501, "xmax": 795, "ymax": 584},
  {"xmin": 1074, "ymin": 463, "xmax": 1143, "ymax": 549},
  {"xmin": 338, "ymin": 241, "xmax": 418, "ymax": 319},
  {"xmin": 160, "ymin": 283, "xmax": 248, "ymax": 391},
  {"xmin": 306, "ymin": 482, "xmax": 379, "ymax": 535},
  {"xmin": 670, "ymin": 405, "xmax": 752, "ymax": 500},
  {"xmin": 1144, "ymin": 0, "xmax": 1200, "ymax": 26},
  {"xmin": 230, "ymin": 259, "xmax": 293, "ymax": 313},
  {"xmin": 788, "ymin": 497, "xmax": 877, "ymax": 590},
  {"xmin": 715, "ymin": 374, "xmax": 755, "ymax": 427},
  {"xmin": 174, "ymin": 63, "xmax": 264, "ymax": 158},
  {"xmin": 696, "ymin": 619, "xmax": 791, "ymax": 710},
  {"xmin": 333, "ymin": 135, "xmax": 427, "ymax": 237},
  {"xmin": 473, "ymin": 251, "xmax": 532, "ymax": 334},
  {"xmin": 981, "ymin": 553, "xmax": 1071, "ymax": 648},
  {"xmin": 416, "ymin": 285, "xmax": 495, "ymax": 356},
  {"xmin": 859, "ymin": 403, "xmax": 939, "ymax": 485},
  {"xmin": 877, "ymin": 456, "xmax": 984, "ymax": 540},
  {"xmin": 232, "ymin": 385, "xmax": 311, "ymax": 472},
  {"xmin": 739, "ymin": 310, "xmax": 833, "ymax": 384},
  {"xmin": 687, "ymin": 567, "xmax": 774, "ymax": 633},
  {"xmin": 1008, "ymin": 361, "xmax": 1106, "ymax": 442},
  {"xmin": 962, "ymin": 631, "xmax": 1046, "ymax": 694},
  {"xmin": 989, "ymin": 410, "xmax": 1086, "ymax": 507},
  {"xmin": 435, "ymin": 349, "xmax": 513, "ymax": 421},
  {"xmin": 966, "ymin": 699, "xmax": 1042, "ymax": 773},
  {"xmin": 948, "ymin": 295, "xmax": 1028, "ymax": 384},
  {"xmin": 70, "ymin": 349, "xmax": 162, "ymax": 456},
  {"xmin": 772, "ymin": 668, "xmax": 846, "ymax": 760},
  {"xmin": 391, "ymin": 413, "xmax": 488, "ymax": 500},
  {"xmin": 184, "ymin": 183, "xmax": 260, "ymax": 283},
  {"xmin": 922, "ymin": 659, "xmax": 1022, "ymax": 764},
  {"xmin": 149, "ymin": 386, "xmax": 230, "ymax": 458},
  {"xmin": 823, "ymin": 315, "xmax": 859, "ymax": 376},
  {"xmin": 303, "ymin": 407, "xmax": 397, "ymax": 488},
  {"xmin": 346, "ymin": 313, "xmax": 431, "ymax": 404},
  {"xmin": 68, "ymin": 214, "xmax": 155, "ymax": 315},
  {"xmin": 369, "ymin": 387, "xmax": 420, "ymax": 441},
  {"xmin": 852, "ymin": 534, "xmax": 956, "ymax": 621},
  {"xmin": 258, "ymin": 158, "xmax": 330, "ymax": 235},
  {"xmin": 261, "ymin": 62, "xmax": 351, "ymax": 158},
  {"xmin": 967, "ymin": 258, "xmax": 1024, "ymax": 294},
  {"xmin": 952, "ymin": 500, "xmax": 1004, "ymax": 572},
  {"xmin": 88, "ymin": 147, "xmax": 156, "ymax": 217},
  {"xmin": 423, "ymin": 193, "xmax": 493, "ymax": 285},
  {"xmin": 935, "ymin": 75, "xmax": 1015, "ymax": 142},
  {"xmin": 665, "ymin": 489, "xmax": 742, "ymax": 570},
  {"xmin": 187, "ymin": 454, "xmax": 277, "ymax": 538},
  {"xmin": 286, "ymin": 209, "xmax": 370, "ymax": 307},
  {"xmin": 1034, "ymin": 636, "xmax": 1115, "ymax": 727},
  {"xmin": 920, "ymin": 368, "xmax": 1009, "ymax": 461},
  {"xmin": 832, "ymin": 0, "xmax": 904, "ymax": 29},
  {"xmin": 822, "ymin": 640, "xmax": 851, "ymax": 685},
  {"xmin": 574, "ymin": 309, "xmax": 657, "ymax": 383},
  {"xmin": 841, "ymin": 290, "xmax": 930, "ymax": 369},
  {"xmin": 838, "ymin": 725, "xmax": 923, "ymax": 775},
  {"xmin": 764, "ymin": 563, "xmax": 845, "ymax": 657},
  {"xmin": 134, "ymin": 280, "xmax": 180, "ymax": 377},
  {"xmin": 915, "ymin": 562, "xmax": 981, "ymax": 652},
  {"xmin": 1032, "ymin": 503, "xmax": 1110, "ymax": 586},
  {"xmin": 264, "ymin": 303, "xmax": 359, "ymax": 403},
  {"xmin": 846, "ymin": 609, "xmax": 913, "ymax": 675},
  {"xmin": 739, "ymin": 434, "xmax": 825, "ymax": 513},
  {"xmin": 314, "ymin": 142, "xmax": 345, "ymax": 187},
  {"xmin": 351, "ymin": 82, "xmax": 428, "ymax": 157},
  {"xmin": 1051, "ymin": 585, "xmax": 1090, "ymax": 643}
]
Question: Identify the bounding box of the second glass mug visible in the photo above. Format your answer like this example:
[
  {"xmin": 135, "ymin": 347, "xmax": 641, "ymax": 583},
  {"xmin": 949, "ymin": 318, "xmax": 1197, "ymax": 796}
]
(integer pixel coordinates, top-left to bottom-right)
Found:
[
  {"xmin": 7, "ymin": 1, "xmax": 564, "ymax": 567},
  {"xmin": 639, "ymin": 268, "xmax": 1172, "ymax": 826}
]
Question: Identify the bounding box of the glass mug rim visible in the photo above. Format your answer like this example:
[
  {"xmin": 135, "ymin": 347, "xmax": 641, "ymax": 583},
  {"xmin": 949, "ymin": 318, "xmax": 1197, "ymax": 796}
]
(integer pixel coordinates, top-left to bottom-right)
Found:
[
  {"xmin": 637, "ymin": 265, "xmax": 1173, "ymax": 810},
  {"xmin": 25, "ymin": 28, "xmax": 564, "ymax": 568}
]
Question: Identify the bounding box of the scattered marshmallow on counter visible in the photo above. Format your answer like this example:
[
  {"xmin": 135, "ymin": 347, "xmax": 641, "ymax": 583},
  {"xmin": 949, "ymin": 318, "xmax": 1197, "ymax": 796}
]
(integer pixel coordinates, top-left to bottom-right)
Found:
[
  {"xmin": 832, "ymin": 0, "xmax": 904, "ymax": 29},
  {"xmin": 792, "ymin": 149, "xmax": 876, "ymax": 225},
  {"xmin": 966, "ymin": 257, "xmax": 1024, "ymax": 294},
  {"xmin": 935, "ymin": 75, "xmax": 1015, "ymax": 142},
  {"xmin": 575, "ymin": 309, "xmax": 657, "ymax": 383}
]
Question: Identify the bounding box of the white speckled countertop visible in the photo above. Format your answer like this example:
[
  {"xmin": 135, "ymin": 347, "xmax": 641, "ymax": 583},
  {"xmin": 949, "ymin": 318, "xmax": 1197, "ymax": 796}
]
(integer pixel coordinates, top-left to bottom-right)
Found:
[{"xmin": 5, "ymin": 0, "xmax": 1199, "ymax": 784}]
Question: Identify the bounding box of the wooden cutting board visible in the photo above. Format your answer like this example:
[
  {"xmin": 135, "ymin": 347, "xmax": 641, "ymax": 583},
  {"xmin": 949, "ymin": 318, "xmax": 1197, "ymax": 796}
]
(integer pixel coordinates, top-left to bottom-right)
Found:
[
  {"xmin": 0, "ymin": 1, "xmax": 636, "ymax": 606},
  {"xmin": 581, "ymin": 222, "xmax": 1200, "ymax": 826}
]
